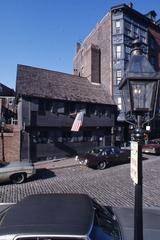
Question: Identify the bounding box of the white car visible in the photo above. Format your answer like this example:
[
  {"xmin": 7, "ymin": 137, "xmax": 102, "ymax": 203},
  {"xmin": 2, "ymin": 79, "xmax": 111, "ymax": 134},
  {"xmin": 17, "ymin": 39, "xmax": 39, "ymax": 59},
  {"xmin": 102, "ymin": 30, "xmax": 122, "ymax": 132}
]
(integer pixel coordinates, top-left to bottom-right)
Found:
[{"xmin": 0, "ymin": 161, "xmax": 36, "ymax": 184}]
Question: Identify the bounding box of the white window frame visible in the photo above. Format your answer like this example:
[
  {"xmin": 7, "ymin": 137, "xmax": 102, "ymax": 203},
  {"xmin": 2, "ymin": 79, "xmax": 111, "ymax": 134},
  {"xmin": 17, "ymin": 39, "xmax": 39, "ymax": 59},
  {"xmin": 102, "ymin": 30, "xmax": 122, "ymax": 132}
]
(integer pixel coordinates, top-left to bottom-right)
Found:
[
  {"xmin": 116, "ymin": 45, "xmax": 122, "ymax": 59},
  {"xmin": 116, "ymin": 70, "xmax": 122, "ymax": 85},
  {"xmin": 117, "ymin": 97, "xmax": 122, "ymax": 110},
  {"xmin": 115, "ymin": 20, "xmax": 121, "ymax": 33}
]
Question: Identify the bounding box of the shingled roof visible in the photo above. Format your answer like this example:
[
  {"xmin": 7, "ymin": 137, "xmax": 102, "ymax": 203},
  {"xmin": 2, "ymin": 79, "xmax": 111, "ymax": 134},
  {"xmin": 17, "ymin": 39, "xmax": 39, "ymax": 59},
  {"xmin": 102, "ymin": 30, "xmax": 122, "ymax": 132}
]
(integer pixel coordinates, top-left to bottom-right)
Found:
[{"xmin": 16, "ymin": 64, "xmax": 114, "ymax": 105}]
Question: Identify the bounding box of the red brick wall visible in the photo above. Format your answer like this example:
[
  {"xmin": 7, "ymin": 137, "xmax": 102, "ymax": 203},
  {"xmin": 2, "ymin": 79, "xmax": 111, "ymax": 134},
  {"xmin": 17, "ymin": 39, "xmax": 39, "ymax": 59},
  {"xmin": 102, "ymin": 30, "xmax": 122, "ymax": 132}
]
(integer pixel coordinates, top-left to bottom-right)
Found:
[
  {"xmin": 0, "ymin": 127, "xmax": 20, "ymax": 162},
  {"xmin": 73, "ymin": 13, "xmax": 112, "ymax": 96}
]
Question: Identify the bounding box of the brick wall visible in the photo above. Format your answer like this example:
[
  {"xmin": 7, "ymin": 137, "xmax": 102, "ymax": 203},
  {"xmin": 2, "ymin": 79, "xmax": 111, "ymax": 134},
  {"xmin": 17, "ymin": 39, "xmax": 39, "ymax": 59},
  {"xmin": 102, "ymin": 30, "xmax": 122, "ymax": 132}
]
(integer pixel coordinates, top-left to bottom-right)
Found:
[
  {"xmin": 0, "ymin": 126, "xmax": 20, "ymax": 162},
  {"xmin": 73, "ymin": 12, "xmax": 112, "ymax": 96}
]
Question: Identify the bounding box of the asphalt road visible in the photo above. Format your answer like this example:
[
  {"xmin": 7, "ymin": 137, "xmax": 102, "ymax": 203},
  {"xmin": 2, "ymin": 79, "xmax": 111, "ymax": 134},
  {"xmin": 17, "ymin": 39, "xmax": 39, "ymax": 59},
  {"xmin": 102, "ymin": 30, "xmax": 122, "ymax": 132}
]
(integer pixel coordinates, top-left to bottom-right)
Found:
[{"xmin": 0, "ymin": 155, "xmax": 160, "ymax": 207}]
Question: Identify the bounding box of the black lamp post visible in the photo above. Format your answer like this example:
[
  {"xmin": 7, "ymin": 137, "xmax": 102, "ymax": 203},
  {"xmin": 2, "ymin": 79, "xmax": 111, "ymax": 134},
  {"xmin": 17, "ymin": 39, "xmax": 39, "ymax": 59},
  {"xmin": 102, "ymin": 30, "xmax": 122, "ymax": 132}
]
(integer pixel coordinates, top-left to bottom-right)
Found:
[
  {"xmin": 0, "ymin": 119, "xmax": 5, "ymax": 162},
  {"xmin": 119, "ymin": 40, "xmax": 160, "ymax": 240}
]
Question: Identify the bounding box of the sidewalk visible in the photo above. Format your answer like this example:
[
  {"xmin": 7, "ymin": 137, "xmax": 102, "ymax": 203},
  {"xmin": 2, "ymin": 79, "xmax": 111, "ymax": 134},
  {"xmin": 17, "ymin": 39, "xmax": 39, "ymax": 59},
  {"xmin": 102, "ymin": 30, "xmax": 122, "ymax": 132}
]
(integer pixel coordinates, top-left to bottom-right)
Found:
[{"xmin": 34, "ymin": 157, "xmax": 79, "ymax": 170}]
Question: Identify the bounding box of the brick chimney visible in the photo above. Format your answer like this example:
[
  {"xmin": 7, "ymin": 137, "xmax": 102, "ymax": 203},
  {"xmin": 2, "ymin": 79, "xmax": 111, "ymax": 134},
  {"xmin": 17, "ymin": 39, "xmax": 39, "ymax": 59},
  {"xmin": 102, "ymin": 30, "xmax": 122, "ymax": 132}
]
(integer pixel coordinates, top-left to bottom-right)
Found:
[
  {"xmin": 76, "ymin": 42, "xmax": 81, "ymax": 53},
  {"xmin": 128, "ymin": 2, "xmax": 133, "ymax": 8}
]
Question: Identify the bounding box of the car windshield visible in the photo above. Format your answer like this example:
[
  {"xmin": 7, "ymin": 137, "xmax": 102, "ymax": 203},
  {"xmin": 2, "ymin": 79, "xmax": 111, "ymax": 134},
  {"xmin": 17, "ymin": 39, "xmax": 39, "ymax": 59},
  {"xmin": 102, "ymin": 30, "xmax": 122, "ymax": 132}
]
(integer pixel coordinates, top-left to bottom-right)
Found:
[
  {"xmin": 90, "ymin": 200, "xmax": 121, "ymax": 240},
  {"xmin": 89, "ymin": 148, "xmax": 105, "ymax": 155},
  {"xmin": 89, "ymin": 147, "xmax": 112, "ymax": 156}
]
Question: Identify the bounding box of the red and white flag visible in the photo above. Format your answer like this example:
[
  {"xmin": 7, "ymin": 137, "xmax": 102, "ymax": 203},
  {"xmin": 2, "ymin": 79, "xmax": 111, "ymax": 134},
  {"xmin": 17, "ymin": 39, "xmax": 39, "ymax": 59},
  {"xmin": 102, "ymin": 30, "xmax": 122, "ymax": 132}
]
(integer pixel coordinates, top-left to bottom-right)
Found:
[{"xmin": 71, "ymin": 111, "xmax": 84, "ymax": 132}]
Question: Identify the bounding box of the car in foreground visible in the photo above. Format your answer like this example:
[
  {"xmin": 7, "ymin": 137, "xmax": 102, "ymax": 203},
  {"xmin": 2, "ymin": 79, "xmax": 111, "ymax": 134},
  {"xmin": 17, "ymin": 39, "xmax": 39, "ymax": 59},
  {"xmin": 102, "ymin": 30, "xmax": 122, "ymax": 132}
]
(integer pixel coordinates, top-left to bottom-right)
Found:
[
  {"xmin": 0, "ymin": 161, "xmax": 36, "ymax": 184},
  {"xmin": 0, "ymin": 193, "xmax": 160, "ymax": 240},
  {"xmin": 76, "ymin": 146, "xmax": 130, "ymax": 170},
  {"xmin": 142, "ymin": 138, "xmax": 160, "ymax": 155}
]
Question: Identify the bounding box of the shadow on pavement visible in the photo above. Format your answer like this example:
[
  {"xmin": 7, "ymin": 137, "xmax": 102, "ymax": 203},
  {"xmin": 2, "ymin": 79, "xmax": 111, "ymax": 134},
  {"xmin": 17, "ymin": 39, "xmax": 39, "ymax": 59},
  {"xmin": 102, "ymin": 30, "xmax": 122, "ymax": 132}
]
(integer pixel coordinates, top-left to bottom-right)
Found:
[{"xmin": 28, "ymin": 168, "xmax": 56, "ymax": 182}]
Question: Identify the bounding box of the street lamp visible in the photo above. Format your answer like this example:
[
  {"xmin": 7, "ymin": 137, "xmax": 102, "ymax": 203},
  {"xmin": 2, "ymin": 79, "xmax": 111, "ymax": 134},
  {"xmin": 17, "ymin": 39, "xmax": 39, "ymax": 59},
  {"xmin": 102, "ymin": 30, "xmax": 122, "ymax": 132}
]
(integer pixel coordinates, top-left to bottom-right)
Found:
[
  {"xmin": 0, "ymin": 119, "xmax": 5, "ymax": 162},
  {"xmin": 119, "ymin": 40, "xmax": 160, "ymax": 240}
]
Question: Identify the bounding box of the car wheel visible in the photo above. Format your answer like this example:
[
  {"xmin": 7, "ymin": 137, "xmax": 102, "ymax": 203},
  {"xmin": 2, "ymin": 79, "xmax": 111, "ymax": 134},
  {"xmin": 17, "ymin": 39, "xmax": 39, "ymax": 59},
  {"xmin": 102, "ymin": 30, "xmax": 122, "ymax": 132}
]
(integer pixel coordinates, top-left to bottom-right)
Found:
[
  {"xmin": 11, "ymin": 173, "xmax": 26, "ymax": 184},
  {"xmin": 97, "ymin": 161, "xmax": 107, "ymax": 170}
]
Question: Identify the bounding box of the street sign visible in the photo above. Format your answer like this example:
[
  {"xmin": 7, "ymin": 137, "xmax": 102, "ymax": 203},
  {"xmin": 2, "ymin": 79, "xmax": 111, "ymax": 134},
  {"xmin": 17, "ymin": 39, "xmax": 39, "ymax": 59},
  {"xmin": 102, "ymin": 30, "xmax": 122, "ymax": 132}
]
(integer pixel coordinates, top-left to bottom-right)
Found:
[{"xmin": 130, "ymin": 141, "xmax": 138, "ymax": 184}]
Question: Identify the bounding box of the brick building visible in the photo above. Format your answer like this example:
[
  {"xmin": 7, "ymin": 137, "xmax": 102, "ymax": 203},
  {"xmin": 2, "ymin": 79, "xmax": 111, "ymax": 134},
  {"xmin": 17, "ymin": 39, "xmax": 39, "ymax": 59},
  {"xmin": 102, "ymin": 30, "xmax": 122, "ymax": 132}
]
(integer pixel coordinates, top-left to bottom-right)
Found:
[
  {"xmin": 0, "ymin": 84, "xmax": 21, "ymax": 162},
  {"xmin": 73, "ymin": 3, "xmax": 160, "ymax": 142}
]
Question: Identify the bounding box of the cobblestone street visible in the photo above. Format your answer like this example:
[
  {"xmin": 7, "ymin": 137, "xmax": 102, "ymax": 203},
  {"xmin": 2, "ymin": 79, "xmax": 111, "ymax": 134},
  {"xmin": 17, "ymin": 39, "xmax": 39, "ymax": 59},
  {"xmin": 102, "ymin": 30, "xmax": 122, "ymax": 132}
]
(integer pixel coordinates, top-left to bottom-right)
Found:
[{"xmin": 0, "ymin": 157, "xmax": 160, "ymax": 208}]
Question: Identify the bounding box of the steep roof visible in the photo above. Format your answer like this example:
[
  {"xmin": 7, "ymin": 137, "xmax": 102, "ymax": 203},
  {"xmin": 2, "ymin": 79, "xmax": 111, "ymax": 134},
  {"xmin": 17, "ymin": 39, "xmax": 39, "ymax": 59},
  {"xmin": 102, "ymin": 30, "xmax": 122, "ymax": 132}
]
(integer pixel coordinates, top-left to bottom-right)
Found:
[{"xmin": 16, "ymin": 64, "xmax": 114, "ymax": 105}]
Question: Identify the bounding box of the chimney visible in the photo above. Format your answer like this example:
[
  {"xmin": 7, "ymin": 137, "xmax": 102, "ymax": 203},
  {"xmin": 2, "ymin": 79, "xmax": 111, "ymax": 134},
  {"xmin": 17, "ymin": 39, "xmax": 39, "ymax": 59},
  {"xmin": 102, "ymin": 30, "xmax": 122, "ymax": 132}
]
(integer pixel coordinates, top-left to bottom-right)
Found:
[
  {"xmin": 76, "ymin": 42, "xmax": 81, "ymax": 53},
  {"xmin": 128, "ymin": 2, "xmax": 133, "ymax": 8}
]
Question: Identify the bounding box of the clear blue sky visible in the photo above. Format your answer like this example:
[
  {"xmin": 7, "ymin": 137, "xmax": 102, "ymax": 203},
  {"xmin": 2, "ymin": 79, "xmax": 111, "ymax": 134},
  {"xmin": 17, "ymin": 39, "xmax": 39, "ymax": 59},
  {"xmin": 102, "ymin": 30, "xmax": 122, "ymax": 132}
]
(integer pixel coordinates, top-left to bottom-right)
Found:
[{"xmin": 0, "ymin": 0, "xmax": 160, "ymax": 89}]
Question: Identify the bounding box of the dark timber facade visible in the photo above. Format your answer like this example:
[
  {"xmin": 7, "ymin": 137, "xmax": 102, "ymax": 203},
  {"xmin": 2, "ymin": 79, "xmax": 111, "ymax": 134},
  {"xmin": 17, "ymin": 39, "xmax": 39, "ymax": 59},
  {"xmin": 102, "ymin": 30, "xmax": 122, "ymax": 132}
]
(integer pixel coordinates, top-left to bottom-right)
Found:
[
  {"xmin": 16, "ymin": 65, "xmax": 117, "ymax": 161},
  {"xmin": 73, "ymin": 3, "xmax": 160, "ymax": 143}
]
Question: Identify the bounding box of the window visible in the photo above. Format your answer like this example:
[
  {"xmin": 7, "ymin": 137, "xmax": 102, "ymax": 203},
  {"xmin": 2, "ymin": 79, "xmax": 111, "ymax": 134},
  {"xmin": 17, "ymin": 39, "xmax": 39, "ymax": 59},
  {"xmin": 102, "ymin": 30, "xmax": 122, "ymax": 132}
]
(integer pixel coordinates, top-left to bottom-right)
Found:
[
  {"xmin": 150, "ymin": 56, "xmax": 156, "ymax": 68},
  {"xmin": 116, "ymin": 70, "xmax": 122, "ymax": 85},
  {"xmin": 125, "ymin": 46, "xmax": 131, "ymax": 61},
  {"xmin": 133, "ymin": 25, "xmax": 139, "ymax": 38},
  {"xmin": 115, "ymin": 20, "xmax": 121, "ymax": 34},
  {"xmin": 98, "ymin": 106, "xmax": 106, "ymax": 117},
  {"xmin": 36, "ymin": 130, "xmax": 48, "ymax": 144},
  {"xmin": 150, "ymin": 38, "xmax": 155, "ymax": 49},
  {"xmin": 62, "ymin": 131, "xmax": 71, "ymax": 142},
  {"xmin": 116, "ymin": 45, "xmax": 121, "ymax": 59},
  {"xmin": 90, "ymin": 105, "xmax": 98, "ymax": 116},
  {"xmin": 125, "ymin": 46, "xmax": 131, "ymax": 54},
  {"xmin": 70, "ymin": 102, "xmax": 76, "ymax": 114},
  {"xmin": 125, "ymin": 22, "xmax": 132, "ymax": 36},
  {"xmin": 57, "ymin": 102, "xmax": 64, "ymax": 114},
  {"xmin": 117, "ymin": 97, "xmax": 122, "ymax": 110},
  {"xmin": 140, "ymin": 29, "xmax": 146, "ymax": 43},
  {"xmin": 83, "ymin": 131, "xmax": 92, "ymax": 142},
  {"xmin": 50, "ymin": 101, "xmax": 57, "ymax": 113},
  {"xmin": 38, "ymin": 99, "xmax": 45, "ymax": 115},
  {"xmin": 64, "ymin": 102, "xmax": 69, "ymax": 114}
]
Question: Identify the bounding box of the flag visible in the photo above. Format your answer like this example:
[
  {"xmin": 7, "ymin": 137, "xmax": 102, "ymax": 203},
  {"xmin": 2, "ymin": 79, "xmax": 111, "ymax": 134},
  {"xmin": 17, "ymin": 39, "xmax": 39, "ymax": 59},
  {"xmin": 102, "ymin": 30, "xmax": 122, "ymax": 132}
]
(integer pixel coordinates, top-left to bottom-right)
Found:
[{"xmin": 71, "ymin": 111, "xmax": 84, "ymax": 132}]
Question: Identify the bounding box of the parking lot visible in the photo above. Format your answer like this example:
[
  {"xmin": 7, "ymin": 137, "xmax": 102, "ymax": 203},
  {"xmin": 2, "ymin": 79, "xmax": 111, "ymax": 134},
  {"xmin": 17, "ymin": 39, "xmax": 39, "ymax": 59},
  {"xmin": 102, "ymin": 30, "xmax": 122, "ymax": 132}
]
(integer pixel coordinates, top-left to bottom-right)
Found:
[{"xmin": 0, "ymin": 155, "xmax": 160, "ymax": 207}]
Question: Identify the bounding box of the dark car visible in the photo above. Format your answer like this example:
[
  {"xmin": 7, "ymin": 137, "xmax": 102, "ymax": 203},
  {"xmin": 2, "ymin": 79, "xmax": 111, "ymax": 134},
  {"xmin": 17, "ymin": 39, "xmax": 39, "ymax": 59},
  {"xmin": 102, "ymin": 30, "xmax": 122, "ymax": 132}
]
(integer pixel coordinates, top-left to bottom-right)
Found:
[
  {"xmin": 142, "ymin": 138, "xmax": 160, "ymax": 155},
  {"xmin": 0, "ymin": 193, "xmax": 160, "ymax": 240},
  {"xmin": 76, "ymin": 146, "xmax": 130, "ymax": 170}
]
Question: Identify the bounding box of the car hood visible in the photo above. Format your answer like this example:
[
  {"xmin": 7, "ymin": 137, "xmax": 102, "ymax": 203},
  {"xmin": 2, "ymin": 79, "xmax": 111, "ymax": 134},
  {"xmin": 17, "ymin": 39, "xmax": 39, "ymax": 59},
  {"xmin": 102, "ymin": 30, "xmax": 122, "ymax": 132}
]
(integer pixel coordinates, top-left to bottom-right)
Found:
[{"xmin": 112, "ymin": 207, "xmax": 160, "ymax": 240}]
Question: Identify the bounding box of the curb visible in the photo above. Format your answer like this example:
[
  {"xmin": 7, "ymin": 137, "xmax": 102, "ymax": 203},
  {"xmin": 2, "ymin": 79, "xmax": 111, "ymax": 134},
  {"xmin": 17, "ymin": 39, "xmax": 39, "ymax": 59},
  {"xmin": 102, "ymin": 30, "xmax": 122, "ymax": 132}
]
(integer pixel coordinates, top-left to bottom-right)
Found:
[{"xmin": 34, "ymin": 158, "xmax": 80, "ymax": 170}]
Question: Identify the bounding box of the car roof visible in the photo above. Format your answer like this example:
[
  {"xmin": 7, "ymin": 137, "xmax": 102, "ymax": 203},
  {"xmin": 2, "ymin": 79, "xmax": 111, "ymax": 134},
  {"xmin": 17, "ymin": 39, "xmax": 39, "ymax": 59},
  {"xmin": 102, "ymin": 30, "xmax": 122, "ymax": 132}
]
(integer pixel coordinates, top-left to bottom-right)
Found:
[{"xmin": 0, "ymin": 193, "xmax": 94, "ymax": 236}]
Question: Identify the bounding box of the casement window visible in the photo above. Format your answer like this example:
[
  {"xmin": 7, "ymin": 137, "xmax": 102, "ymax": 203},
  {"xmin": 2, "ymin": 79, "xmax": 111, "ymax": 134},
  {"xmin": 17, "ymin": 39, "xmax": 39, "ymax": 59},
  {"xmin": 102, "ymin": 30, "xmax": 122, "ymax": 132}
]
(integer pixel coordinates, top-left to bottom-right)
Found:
[
  {"xmin": 38, "ymin": 99, "xmax": 45, "ymax": 115},
  {"xmin": 150, "ymin": 56, "xmax": 156, "ymax": 68},
  {"xmin": 133, "ymin": 25, "xmax": 139, "ymax": 38},
  {"xmin": 117, "ymin": 97, "xmax": 122, "ymax": 110},
  {"xmin": 83, "ymin": 131, "xmax": 92, "ymax": 142},
  {"xmin": 116, "ymin": 45, "xmax": 122, "ymax": 59},
  {"xmin": 57, "ymin": 102, "xmax": 64, "ymax": 114},
  {"xmin": 62, "ymin": 131, "xmax": 71, "ymax": 142},
  {"xmin": 115, "ymin": 20, "xmax": 121, "ymax": 34},
  {"xmin": 125, "ymin": 22, "xmax": 132, "ymax": 36},
  {"xmin": 116, "ymin": 70, "xmax": 122, "ymax": 85},
  {"xmin": 125, "ymin": 46, "xmax": 131, "ymax": 61},
  {"xmin": 140, "ymin": 29, "xmax": 147, "ymax": 43},
  {"xmin": 69, "ymin": 102, "xmax": 76, "ymax": 114}
]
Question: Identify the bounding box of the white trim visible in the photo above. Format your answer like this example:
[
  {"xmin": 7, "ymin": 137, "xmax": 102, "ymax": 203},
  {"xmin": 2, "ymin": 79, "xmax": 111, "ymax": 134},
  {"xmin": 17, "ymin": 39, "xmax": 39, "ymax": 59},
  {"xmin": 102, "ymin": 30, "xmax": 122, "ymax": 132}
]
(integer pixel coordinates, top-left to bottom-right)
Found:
[{"xmin": 14, "ymin": 234, "xmax": 88, "ymax": 240}]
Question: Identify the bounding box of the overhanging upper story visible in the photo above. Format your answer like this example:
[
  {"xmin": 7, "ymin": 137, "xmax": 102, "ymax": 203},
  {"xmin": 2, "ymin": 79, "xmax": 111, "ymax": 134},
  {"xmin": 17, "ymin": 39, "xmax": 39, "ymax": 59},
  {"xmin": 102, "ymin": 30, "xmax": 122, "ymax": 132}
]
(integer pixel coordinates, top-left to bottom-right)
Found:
[{"xmin": 16, "ymin": 64, "xmax": 117, "ymax": 128}]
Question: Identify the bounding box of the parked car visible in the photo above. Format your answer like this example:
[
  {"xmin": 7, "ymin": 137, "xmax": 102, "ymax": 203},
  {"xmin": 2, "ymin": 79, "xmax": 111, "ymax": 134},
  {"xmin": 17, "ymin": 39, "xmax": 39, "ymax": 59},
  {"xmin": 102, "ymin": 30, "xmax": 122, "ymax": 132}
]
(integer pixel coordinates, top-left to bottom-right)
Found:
[
  {"xmin": 0, "ymin": 193, "xmax": 160, "ymax": 240},
  {"xmin": 142, "ymin": 138, "xmax": 160, "ymax": 155},
  {"xmin": 76, "ymin": 146, "xmax": 130, "ymax": 170},
  {"xmin": 0, "ymin": 161, "xmax": 36, "ymax": 184}
]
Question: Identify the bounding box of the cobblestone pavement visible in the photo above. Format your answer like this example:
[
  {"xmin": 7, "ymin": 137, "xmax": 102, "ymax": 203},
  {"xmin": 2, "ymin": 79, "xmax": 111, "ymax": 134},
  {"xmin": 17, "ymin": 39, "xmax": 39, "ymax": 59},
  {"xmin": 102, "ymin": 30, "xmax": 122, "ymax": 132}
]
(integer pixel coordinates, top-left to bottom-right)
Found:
[{"xmin": 0, "ymin": 157, "xmax": 160, "ymax": 208}]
